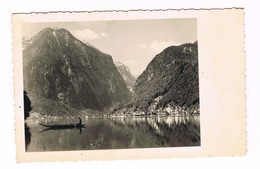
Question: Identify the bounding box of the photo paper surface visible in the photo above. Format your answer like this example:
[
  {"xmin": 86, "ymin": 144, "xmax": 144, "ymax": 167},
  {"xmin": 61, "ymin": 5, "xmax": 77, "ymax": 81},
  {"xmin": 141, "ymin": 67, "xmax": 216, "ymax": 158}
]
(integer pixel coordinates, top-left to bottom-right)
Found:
[{"xmin": 12, "ymin": 8, "xmax": 246, "ymax": 162}]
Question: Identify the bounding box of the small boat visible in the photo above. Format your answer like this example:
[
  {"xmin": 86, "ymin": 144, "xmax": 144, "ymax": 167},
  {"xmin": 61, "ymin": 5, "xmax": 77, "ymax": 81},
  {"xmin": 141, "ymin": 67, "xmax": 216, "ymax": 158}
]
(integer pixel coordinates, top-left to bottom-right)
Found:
[{"xmin": 39, "ymin": 117, "xmax": 85, "ymax": 133}]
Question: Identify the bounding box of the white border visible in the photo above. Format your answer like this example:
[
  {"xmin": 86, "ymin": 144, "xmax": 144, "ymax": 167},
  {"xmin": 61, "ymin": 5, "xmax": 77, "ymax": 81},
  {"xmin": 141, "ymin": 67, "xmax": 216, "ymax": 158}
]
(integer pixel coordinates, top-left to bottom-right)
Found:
[{"xmin": 1, "ymin": 0, "xmax": 260, "ymax": 168}]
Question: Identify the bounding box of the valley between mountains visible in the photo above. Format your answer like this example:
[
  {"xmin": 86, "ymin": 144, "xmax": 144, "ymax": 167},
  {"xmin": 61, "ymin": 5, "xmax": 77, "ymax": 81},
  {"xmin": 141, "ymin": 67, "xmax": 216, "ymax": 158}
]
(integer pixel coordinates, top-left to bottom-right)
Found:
[{"xmin": 23, "ymin": 27, "xmax": 199, "ymax": 118}]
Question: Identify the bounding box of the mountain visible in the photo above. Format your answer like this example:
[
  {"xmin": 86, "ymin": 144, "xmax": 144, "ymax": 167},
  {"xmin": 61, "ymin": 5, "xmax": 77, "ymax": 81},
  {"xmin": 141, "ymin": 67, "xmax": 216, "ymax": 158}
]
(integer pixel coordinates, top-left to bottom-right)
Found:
[
  {"xmin": 115, "ymin": 62, "xmax": 137, "ymax": 92},
  {"xmin": 23, "ymin": 27, "xmax": 130, "ymax": 115},
  {"xmin": 22, "ymin": 37, "xmax": 33, "ymax": 50},
  {"xmin": 114, "ymin": 42, "xmax": 199, "ymax": 115}
]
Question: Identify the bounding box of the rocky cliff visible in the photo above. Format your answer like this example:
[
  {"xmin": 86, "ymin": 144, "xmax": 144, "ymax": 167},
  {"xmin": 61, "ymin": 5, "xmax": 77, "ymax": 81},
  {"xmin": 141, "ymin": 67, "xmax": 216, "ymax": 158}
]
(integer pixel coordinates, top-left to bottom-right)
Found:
[
  {"xmin": 23, "ymin": 27, "xmax": 130, "ymax": 115},
  {"xmin": 115, "ymin": 61, "xmax": 136, "ymax": 92}
]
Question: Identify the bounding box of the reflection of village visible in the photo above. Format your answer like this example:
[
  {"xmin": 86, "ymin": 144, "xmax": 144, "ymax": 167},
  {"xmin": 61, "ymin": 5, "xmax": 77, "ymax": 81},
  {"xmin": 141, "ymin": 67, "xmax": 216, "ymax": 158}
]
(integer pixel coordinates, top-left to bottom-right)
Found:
[
  {"xmin": 25, "ymin": 111, "xmax": 200, "ymax": 151},
  {"xmin": 110, "ymin": 115, "xmax": 200, "ymax": 136},
  {"xmin": 26, "ymin": 94, "xmax": 200, "ymax": 126},
  {"xmin": 26, "ymin": 112, "xmax": 199, "ymax": 124},
  {"xmin": 26, "ymin": 112, "xmax": 199, "ymax": 138},
  {"xmin": 26, "ymin": 94, "xmax": 200, "ymax": 132}
]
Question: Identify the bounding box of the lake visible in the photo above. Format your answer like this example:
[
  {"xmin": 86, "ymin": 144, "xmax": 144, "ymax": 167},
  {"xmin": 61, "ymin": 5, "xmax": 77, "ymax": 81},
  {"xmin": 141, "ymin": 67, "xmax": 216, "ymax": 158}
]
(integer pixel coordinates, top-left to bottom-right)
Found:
[{"xmin": 25, "ymin": 115, "xmax": 200, "ymax": 152}]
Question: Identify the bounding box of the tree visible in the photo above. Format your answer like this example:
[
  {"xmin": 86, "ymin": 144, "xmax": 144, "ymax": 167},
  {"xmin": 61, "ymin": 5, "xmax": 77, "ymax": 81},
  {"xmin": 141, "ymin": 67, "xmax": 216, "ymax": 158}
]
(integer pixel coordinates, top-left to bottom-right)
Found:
[{"xmin": 24, "ymin": 90, "xmax": 32, "ymax": 119}]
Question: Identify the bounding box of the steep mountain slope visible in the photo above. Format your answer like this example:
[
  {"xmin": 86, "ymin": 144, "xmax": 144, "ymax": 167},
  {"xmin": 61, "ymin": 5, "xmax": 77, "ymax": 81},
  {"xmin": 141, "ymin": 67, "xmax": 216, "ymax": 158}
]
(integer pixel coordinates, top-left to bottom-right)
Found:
[
  {"xmin": 115, "ymin": 62, "xmax": 136, "ymax": 92},
  {"xmin": 23, "ymin": 27, "xmax": 130, "ymax": 115},
  {"xmin": 114, "ymin": 42, "xmax": 199, "ymax": 115},
  {"xmin": 22, "ymin": 37, "xmax": 33, "ymax": 50}
]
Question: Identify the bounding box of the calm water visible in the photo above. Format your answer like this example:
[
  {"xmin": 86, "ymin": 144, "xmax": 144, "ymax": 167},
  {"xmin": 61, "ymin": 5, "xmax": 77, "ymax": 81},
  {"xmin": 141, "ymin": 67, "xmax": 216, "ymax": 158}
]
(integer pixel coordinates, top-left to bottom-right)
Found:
[{"xmin": 25, "ymin": 115, "xmax": 200, "ymax": 152}]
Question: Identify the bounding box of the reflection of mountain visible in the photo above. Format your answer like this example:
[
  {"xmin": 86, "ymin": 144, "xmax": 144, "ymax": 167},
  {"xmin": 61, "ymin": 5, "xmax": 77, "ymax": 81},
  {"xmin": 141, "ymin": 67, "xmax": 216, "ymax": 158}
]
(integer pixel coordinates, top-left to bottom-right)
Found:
[
  {"xmin": 109, "ymin": 116, "xmax": 200, "ymax": 147},
  {"xmin": 23, "ymin": 27, "xmax": 130, "ymax": 115},
  {"xmin": 26, "ymin": 116, "xmax": 200, "ymax": 151},
  {"xmin": 115, "ymin": 62, "xmax": 136, "ymax": 92},
  {"xmin": 24, "ymin": 124, "xmax": 31, "ymax": 150}
]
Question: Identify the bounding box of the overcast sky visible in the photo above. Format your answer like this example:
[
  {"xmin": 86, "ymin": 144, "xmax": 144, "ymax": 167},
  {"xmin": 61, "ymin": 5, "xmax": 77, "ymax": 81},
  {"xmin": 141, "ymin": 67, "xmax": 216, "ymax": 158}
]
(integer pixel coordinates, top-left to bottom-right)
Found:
[{"xmin": 23, "ymin": 18, "xmax": 197, "ymax": 76}]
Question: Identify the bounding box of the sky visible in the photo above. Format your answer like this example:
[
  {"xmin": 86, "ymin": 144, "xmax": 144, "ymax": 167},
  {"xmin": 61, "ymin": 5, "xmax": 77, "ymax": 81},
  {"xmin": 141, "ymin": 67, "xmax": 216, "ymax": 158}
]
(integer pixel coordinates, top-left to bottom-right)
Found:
[{"xmin": 22, "ymin": 19, "xmax": 197, "ymax": 76}]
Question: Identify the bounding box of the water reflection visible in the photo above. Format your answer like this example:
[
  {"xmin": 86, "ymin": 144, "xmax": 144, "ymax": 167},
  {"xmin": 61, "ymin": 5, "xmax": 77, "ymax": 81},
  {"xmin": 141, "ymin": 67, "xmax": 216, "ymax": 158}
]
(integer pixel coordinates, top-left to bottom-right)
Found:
[
  {"xmin": 26, "ymin": 115, "xmax": 200, "ymax": 152},
  {"xmin": 24, "ymin": 124, "xmax": 31, "ymax": 150}
]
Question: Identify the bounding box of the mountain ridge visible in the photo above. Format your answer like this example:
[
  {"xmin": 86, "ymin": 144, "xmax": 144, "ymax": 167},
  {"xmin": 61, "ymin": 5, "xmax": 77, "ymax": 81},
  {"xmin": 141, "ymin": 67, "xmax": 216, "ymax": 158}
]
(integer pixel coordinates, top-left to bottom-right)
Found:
[
  {"xmin": 23, "ymin": 27, "xmax": 130, "ymax": 115},
  {"xmin": 115, "ymin": 61, "xmax": 137, "ymax": 92},
  {"xmin": 113, "ymin": 41, "xmax": 199, "ymax": 116}
]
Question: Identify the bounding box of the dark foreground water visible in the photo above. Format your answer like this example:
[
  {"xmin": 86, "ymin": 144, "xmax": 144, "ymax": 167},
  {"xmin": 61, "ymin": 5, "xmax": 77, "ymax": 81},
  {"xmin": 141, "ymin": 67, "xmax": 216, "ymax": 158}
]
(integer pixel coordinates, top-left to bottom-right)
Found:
[{"xmin": 25, "ymin": 115, "xmax": 200, "ymax": 152}]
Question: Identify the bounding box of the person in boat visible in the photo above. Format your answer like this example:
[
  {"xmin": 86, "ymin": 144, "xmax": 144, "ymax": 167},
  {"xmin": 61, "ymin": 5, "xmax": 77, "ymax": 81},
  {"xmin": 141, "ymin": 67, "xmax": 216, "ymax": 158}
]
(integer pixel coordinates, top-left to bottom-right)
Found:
[
  {"xmin": 75, "ymin": 117, "xmax": 84, "ymax": 127},
  {"xmin": 39, "ymin": 117, "xmax": 85, "ymax": 129}
]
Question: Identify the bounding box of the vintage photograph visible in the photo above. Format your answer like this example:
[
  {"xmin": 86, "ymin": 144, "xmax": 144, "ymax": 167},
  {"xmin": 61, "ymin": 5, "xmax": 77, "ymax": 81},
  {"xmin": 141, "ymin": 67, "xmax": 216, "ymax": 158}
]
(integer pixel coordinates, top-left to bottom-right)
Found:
[
  {"xmin": 13, "ymin": 9, "xmax": 246, "ymax": 162},
  {"xmin": 22, "ymin": 19, "xmax": 200, "ymax": 152}
]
